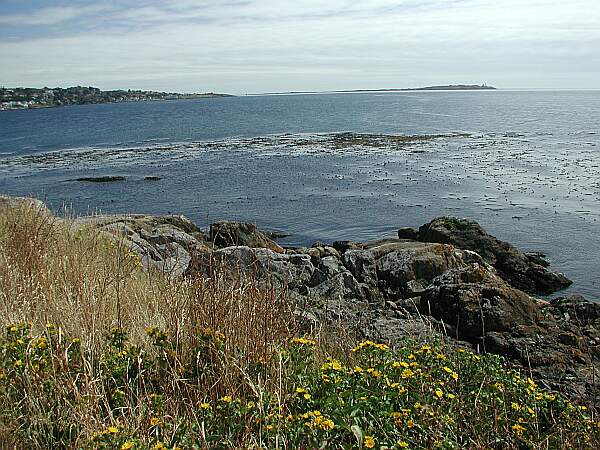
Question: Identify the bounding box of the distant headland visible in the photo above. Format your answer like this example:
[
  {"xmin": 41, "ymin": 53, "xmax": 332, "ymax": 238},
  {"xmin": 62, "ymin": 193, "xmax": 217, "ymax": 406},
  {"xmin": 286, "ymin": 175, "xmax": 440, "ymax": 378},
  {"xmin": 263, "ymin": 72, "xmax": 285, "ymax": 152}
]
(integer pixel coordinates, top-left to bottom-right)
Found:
[
  {"xmin": 0, "ymin": 86, "xmax": 234, "ymax": 111},
  {"xmin": 253, "ymin": 84, "xmax": 497, "ymax": 95}
]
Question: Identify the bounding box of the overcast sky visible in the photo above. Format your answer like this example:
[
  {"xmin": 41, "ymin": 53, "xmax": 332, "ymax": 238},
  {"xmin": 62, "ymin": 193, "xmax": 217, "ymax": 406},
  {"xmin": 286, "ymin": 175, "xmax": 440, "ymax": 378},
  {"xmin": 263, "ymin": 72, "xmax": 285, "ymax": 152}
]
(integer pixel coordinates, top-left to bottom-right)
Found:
[{"xmin": 1, "ymin": 0, "xmax": 599, "ymax": 93}]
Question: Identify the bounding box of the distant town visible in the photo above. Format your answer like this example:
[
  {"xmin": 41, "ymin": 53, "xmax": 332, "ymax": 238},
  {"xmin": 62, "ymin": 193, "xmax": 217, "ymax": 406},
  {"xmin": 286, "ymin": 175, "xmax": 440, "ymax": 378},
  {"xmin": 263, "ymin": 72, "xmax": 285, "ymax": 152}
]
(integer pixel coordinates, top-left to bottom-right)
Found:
[{"xmin": 0, "ymin": 86, "xmax": 233, "ymax": 111}]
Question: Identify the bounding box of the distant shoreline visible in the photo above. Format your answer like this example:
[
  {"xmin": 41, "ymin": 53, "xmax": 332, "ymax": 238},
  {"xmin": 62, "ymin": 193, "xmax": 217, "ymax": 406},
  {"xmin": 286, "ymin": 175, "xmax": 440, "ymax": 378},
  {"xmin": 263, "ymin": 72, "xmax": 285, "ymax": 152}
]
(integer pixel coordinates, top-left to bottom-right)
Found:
[
  {"xmin": 249, "ymin": 84, "xmax": 497, "ymax": 96},
  {"xmin": 0, "ymin": 86, "xmax": 234, "ymax": 111}
]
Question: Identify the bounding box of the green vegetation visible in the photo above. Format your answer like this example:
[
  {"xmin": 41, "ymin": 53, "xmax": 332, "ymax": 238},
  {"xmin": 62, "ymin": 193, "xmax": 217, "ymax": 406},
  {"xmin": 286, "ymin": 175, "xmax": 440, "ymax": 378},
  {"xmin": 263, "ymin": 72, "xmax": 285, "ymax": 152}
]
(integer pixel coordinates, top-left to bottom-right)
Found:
[{"xmin": 0, "ymin": 201, "xmax": 598, "ymax": 449}]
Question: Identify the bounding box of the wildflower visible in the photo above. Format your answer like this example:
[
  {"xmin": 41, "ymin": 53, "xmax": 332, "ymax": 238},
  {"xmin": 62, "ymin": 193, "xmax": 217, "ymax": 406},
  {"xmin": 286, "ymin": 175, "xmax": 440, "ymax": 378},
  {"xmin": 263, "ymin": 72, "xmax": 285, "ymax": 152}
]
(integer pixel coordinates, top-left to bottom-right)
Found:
[
  {"xmin": 200, "ymin": 402, "xmax": 211, "ymax": 410},
  {"xmin": 401, "ymin": 369, "xmax": 414, "ymax": 379},
  {"xmin": 447, "ymin": 393, "xmax": 456, "ymax": 399},
  {"xmin": 434, "ymin": 389, "xmax": 444, "ymax": 399},
  {"xmin": 153, "ymin": 443, "xmax": 166, "ymax": 450},
  {"xmin": 220, "ymin": 395, "xmax": 233, "ymax": 404},
  {"xmin": 407, "ymin": 420, "xmax": 415, "ymax": 428},
  {"xmin": 353, "ymin": 366, "xmax": 364, "ymax": 373},
  {"xmin": 364, "ymin": 435, "xmax": 376, "ymax": 448},
  {"xmin": 512, "ymin": 424, "xmax": 526, "ymax": 436},
  {"xmin": 107, "ymin": 426, "xmax": 119, "ymax": 434},
  {"xmin": 321, "ymin": 419, "xmax": 334, "ymax": 430},
  {"xmin": 366, "ymin": 367, "xmax": 382, "ymax": 378},
  {"xmin": 303, "ymin": 393, "xmax": 311, "ymax": 400},
  {"xmin": 398, "ymin": 441, "xmax": 409, "ymax": 448},
  {"xmin": 246, "ymin": 401, "xmax": 255, "ymax": 409},
  {"xmin": 291, "ymin": 337, "xmax": 316, "ymax": 346},
  {"xmin": 266, "ymin": 425, "xmax": 274, "ymax": 431},
  {"xmin": 121, "ymin": 442, "xmax": 134, "ymax": 450},
  {"xmin": 511, "ymin": 402, "xmax": 520, "ymax": 411},
  {"xmin": 149, "ymin": 417, "xmax": 161, "ymax": 426}
]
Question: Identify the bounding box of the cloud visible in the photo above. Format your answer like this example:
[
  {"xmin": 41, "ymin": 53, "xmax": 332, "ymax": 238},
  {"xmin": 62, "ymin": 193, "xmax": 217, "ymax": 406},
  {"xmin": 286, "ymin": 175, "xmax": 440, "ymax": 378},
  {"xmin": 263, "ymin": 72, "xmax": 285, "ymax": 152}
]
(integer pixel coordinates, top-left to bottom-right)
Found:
[
  {"xmin": 0, "ymin": 4, "xmax": 111, "ymax": 26},
  {"xmin": 0, "ymin": 0, "xmax": 599, "ymax": 91}
]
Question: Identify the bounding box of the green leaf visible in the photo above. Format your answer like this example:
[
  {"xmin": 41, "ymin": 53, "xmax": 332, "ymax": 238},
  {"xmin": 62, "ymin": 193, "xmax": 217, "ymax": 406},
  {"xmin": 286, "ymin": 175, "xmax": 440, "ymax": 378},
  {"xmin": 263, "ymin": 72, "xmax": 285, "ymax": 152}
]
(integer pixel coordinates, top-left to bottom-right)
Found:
[{"xmin": 351, "ymin": 424, "xmax": 363, "ymax": 447}]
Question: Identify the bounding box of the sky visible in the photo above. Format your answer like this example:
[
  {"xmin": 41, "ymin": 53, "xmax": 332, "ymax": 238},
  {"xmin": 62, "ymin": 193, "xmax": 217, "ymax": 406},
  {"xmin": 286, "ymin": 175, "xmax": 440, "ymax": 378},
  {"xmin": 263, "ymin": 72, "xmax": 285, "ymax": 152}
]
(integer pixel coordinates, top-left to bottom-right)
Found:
[{"xmin": 0, "ymin": 0, "xmax": 599, "ymax": 93}]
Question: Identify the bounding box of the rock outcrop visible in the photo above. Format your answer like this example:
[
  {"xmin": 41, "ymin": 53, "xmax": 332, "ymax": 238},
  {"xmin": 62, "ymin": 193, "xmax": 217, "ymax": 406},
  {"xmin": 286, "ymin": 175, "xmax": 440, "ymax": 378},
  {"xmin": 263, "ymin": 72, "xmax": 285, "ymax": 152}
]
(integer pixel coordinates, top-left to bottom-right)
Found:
[
  {"xmin": 210, "ymin": 221, "xmax": 284, "ymax": 253},
  {"xmin": 75, "ymin": 214, "xmax": 210, "ymax": 276},
  {"xmin": 418, "ymin": 217, "xmax": 572, "ymax": 294}
]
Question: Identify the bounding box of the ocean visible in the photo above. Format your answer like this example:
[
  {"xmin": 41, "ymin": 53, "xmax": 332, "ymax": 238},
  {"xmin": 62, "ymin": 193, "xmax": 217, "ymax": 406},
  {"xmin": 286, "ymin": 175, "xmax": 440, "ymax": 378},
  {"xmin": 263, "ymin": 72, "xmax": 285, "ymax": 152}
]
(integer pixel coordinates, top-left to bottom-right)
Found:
[{"xmin": 1, "ymin": 90, "xmax": 599, "ymax": 298}]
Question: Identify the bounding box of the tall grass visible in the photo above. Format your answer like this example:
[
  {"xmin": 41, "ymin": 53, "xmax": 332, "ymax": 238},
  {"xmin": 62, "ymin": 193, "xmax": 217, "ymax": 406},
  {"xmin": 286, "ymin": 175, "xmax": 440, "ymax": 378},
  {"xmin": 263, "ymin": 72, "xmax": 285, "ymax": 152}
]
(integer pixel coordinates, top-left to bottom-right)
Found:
[{"xmin": 0, "ymin": 201, "xmax": 298, "ymax": 447}]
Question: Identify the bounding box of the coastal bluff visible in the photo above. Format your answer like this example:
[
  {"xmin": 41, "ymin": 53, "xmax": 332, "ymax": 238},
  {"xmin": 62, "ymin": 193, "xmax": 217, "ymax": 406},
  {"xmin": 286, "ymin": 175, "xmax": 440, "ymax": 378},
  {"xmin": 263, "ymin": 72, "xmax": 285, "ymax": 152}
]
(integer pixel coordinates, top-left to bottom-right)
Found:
[{"xmin": 2, "ymin": 195, "xmax": 598, "ymax": 404}]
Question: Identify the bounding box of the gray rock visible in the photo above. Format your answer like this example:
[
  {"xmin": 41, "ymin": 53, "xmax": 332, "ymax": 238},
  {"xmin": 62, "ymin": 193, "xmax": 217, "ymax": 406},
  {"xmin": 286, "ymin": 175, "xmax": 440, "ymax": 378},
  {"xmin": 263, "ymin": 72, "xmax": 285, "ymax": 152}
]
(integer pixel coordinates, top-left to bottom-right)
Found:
[
  {"xmin": 210, "ymin": 221, "xmax": 284, "ymax": 253},
  {"xmin": 397, "ymin": 227, "xmax": 419, "ymax": 240},
  {"xmin": 420, "ymin": 263, "xmax": 542, "ymax": 339},
  {"xmin": 418, "ymin": 217, "xmax": 572, "ymax": 294},
  {"xmin": 342, "ymin": 249, "xmax": 378, "ymax": 284}
]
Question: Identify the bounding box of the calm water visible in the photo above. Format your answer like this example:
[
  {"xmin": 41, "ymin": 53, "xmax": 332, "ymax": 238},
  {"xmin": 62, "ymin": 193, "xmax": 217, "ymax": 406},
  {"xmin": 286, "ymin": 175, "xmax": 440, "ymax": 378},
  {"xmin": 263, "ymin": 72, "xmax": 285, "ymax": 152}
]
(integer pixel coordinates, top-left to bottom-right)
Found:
[{"xmin": 1, "ymin": 91, "xmax": 599, "ymax": 298}]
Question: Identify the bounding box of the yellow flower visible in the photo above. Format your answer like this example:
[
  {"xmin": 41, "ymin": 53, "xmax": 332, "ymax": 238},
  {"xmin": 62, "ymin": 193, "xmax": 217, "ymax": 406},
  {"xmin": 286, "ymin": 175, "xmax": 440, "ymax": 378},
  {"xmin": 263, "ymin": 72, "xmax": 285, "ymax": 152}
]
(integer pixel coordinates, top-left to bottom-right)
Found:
[
  {"xmin": 200, "ymin": 402, "xmax": 211, "ymax": 410},
  {"xmin": 121, "ymin": 442, "xmax": 134, "ymax": 450},
  {"xmin": 321, "ymin": 419, "xmax": 334, "ymax": 430},
  {"xmin": 266, "ymin": 424, "xmax": 274, "ymax": 430},
  {"xmin": 107, "ymin": 426, "xmax": 119, "ymax": 434},
  {"xmin": 149, "ymin": 417, "xmax": 161, "ymax": 426},
  {"xmin": 364, "ymin": 435, "xmax": 375, "ymax": 448},
  {"xmin": 292, "ymin": 337, "xmax": 316, "ymax": 346},
  {"xmin": 353, "ymin": 366, "xmax": 364, "ymax": 373},
  {"xmin": 434, "ymin": 389, "xmax": 444, "ymax": 399},
  {"xmin": 220, "ymin": 395, "xmax": 233, "ymax": 404},
  {"xmin": 447, "ymin": 393, "xmax": 456, "ymax": 399},
  {"xmin": 401, "ymin": 369, "xmax": 414, "ymax": 379},
  {"xmin": 407, "ymin": 420, "xmax": 415, "ymax": 428},
  {"xmin": 246, "ymin": 401, "xmax": 255, "ymax": 409},
  {"xmin": 303, "ymin": 393, "xmax": 311, "ymax": 400},
  {"xmin": 512, "ymin": 424, "xmax": 526, "ymax": 436},
  {"xmin": 366, "ymin": 367, "xmax": 382, "ymax": 378},
  {"xmin": 153, "ymin": 443, "xmax": 166, "ymax": 450},
  {"xmin": 398, "ymin": 441, "xmax": 409, "ymax": 448}
]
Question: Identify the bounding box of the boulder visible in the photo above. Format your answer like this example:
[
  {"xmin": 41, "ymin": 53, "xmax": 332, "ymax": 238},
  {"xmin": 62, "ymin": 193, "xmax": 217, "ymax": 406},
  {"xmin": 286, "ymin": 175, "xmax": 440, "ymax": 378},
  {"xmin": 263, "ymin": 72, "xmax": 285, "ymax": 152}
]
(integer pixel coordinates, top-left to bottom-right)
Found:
[
  {"xmin": 76, "ymin": 214, "xmax": 209, "ymax": 276},
  {"xmin": 209, "ymin": 246, "xmax": 315, "ymax": 291},
  {"xmin": 371, "ymin": 240, "xmax": 467, "ymax": 299},
  {"xmin": 397, "ymin": 227, "xmax": 419, "ymax": 240},
  {"xmin": 420, "ymin": 264, "xmax": 543, "ymax": 340},
  {"xmin": 210, "ymin": 221, "xmax": 284, "ymax": 253},
  {"xmin": 418, "ymin": 217, "xmax": 572, "ymax": 294}
]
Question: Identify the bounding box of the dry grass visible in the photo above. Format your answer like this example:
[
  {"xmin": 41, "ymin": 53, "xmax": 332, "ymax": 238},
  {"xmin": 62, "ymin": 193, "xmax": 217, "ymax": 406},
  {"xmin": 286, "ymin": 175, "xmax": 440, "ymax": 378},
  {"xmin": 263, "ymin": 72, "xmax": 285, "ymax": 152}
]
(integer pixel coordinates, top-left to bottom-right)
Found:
[{"xmin": 0, "ymin": 200, "xmax": 299, "ymax": 447}]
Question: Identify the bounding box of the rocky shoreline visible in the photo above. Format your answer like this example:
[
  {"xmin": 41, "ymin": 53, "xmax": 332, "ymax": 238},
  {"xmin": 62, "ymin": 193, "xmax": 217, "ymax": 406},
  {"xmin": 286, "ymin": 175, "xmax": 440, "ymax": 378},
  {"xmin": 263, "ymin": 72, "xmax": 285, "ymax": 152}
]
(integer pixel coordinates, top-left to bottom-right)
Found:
[{"xmin": 2, "ymin": 195, "xmax": 598, "ymax": 404}]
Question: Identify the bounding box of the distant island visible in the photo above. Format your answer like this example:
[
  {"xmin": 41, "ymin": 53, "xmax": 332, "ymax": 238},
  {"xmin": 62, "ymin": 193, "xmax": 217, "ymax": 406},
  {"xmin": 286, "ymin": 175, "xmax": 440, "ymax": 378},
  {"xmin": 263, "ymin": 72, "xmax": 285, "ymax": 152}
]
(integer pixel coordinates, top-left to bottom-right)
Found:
[
  {"xmin": 0, "ymin": 86, "xmax": 233, "ymax": 111},
  {"xmin": 253, "ymin": 84, "xmax": 497, "ymax": 95}
]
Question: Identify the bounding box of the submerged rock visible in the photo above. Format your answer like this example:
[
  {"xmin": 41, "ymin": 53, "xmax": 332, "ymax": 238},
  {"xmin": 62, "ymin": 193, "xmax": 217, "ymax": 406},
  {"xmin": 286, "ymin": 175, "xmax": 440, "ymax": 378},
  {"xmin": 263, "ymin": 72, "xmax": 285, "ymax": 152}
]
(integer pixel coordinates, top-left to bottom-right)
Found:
[
  {"xmin": 418, "ymin": 217, "xmax": 572, "ymax": 294},
  {"xmin": 75, "ymin": 176, "xmax": 126, "ymax": 182}
]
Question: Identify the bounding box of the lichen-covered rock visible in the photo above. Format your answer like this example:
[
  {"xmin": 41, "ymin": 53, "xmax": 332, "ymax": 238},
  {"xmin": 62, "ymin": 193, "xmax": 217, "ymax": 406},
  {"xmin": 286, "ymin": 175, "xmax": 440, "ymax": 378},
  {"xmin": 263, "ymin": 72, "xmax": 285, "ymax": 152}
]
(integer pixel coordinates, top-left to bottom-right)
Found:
[
  {"xmin": 371, "ymin": 241, "xmax": 467, "ymax": 299},
  {"xmin": 75, "ymin": 214, "xmax": 209, "ymax": 276},
  {"xmin": 420, "ymin": 264, "xmax": 542, "ymax": 339},
  {"xmin": 210, "ymin": 221, "xmax": 284, "ymax": 253},
  {"xmin": 418, "ymin": 217, "xmax": 572, "ymax": 294}
]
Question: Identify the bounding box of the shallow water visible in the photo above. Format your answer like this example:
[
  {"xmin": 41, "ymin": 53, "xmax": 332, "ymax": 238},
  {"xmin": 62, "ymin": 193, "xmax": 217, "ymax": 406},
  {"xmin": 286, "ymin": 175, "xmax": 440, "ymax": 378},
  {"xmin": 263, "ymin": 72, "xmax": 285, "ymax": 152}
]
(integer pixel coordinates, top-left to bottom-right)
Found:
[{"xmin": 1, "ymin": 91, "xmax": 599, "ymax": 298}]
